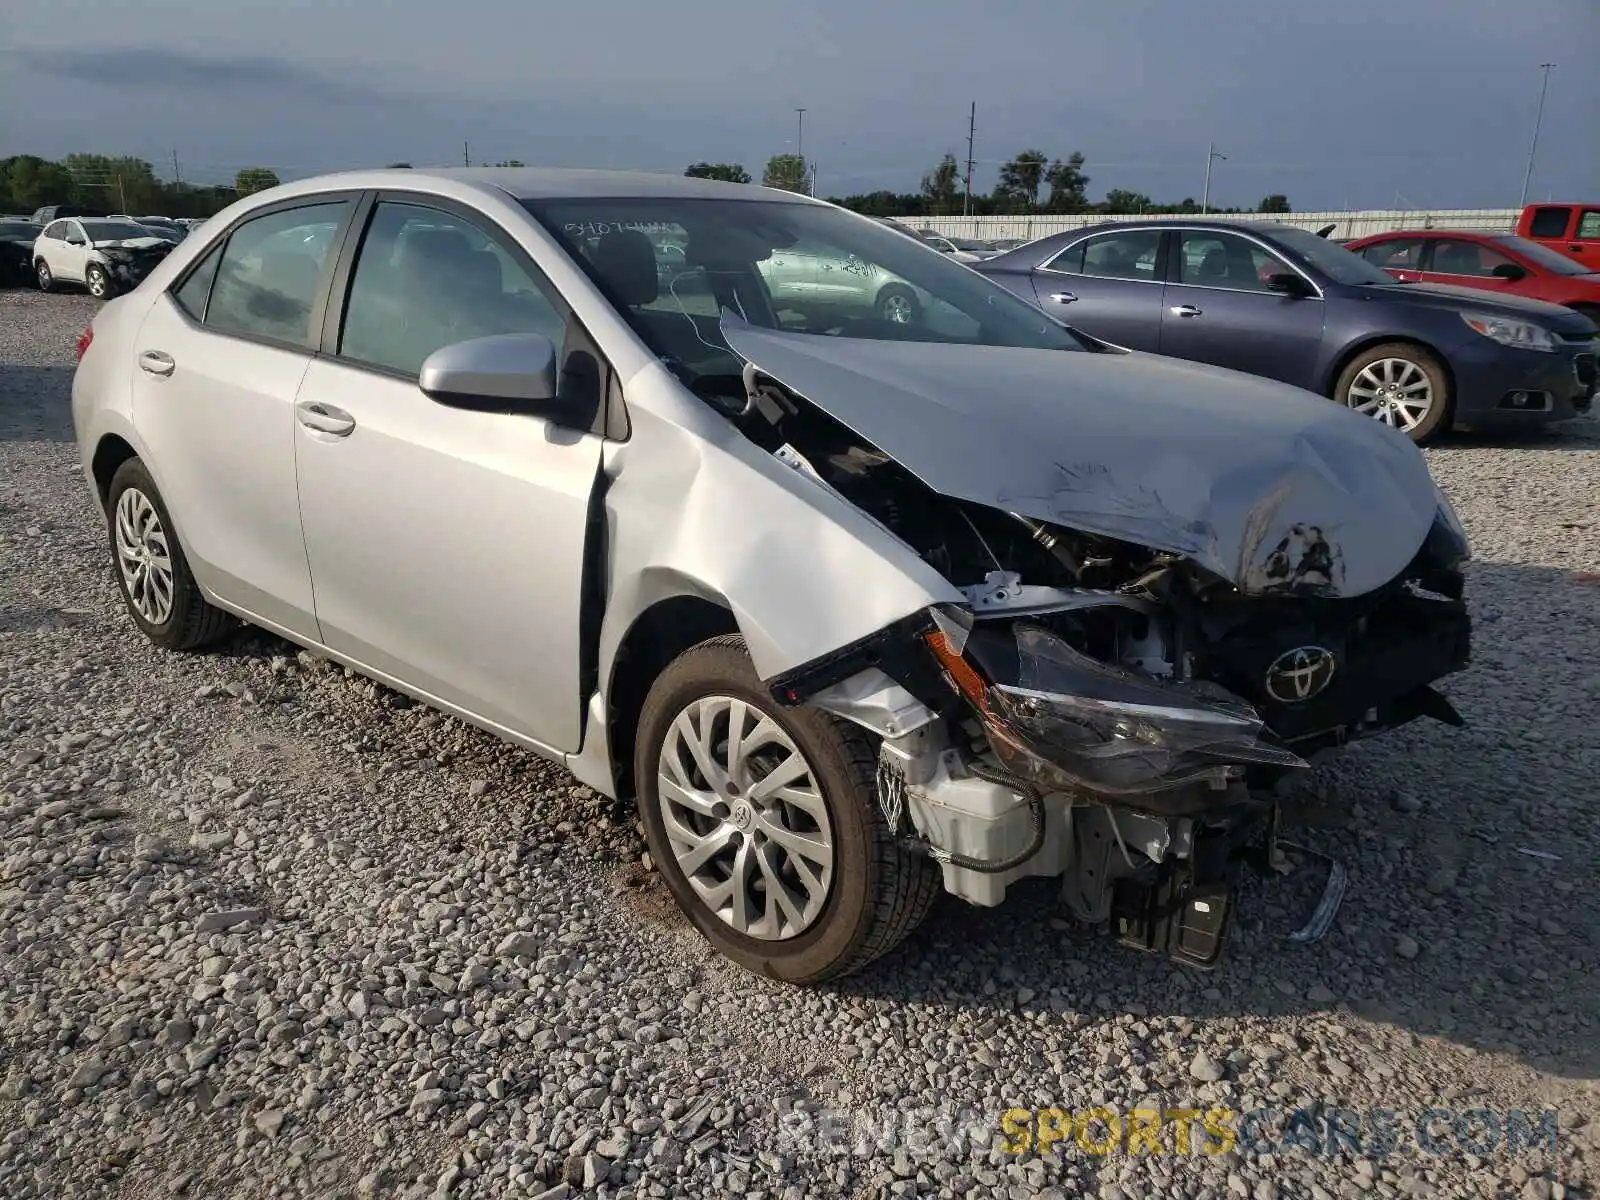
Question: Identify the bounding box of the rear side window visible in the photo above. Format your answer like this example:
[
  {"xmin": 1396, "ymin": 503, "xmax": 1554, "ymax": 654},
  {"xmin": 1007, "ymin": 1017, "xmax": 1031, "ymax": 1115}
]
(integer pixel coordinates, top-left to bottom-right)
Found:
[
  {"xmin": 1578, "ymin": 211, "xmax": 1600, "ymax": 240},
  {"xmin": 1080, "ymin": 230, "xmax": 1162, "ymax": 281},
  {"xmin": 205, "ymin": 202, "xmax": 352, "ymax": 348},
  {"xmin": 1360, "ymin": 238, "xmax": 1425, "ymax": 268},
  {"xmin": 172, "ymin": 246, "xmax": 222, "ymax": 321},
  {"xmin": 1043, "ymin": 239, "xmax": 1087, "ymax": 274},
  {"xmin": 1527, "ymin": 206, "xmax": 1571, "ymax": 239}
]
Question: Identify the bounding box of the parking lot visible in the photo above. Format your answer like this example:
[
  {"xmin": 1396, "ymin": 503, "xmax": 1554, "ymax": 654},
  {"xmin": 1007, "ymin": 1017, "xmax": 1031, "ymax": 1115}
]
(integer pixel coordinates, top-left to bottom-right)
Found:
[{"xmin": 2, "ymin": 287, "xmax": 1598, "ymax": 1198}]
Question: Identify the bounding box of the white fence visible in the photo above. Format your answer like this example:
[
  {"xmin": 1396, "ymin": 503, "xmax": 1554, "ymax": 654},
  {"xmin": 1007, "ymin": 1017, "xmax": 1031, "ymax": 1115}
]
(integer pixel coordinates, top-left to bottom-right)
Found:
[{"xmin": 904, "ymin": 209, "xmax": 1519, "ymax": 242}]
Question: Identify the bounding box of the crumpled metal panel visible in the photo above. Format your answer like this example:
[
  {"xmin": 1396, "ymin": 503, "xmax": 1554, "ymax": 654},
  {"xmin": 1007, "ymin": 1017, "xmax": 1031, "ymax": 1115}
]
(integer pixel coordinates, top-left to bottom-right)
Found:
[{"xmin": 721, "ymin": 314, "xmax": 1442, "ymax": 599}]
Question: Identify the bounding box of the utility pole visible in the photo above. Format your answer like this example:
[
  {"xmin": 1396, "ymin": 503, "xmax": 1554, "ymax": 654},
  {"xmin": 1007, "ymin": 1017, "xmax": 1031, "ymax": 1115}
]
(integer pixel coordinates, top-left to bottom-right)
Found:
[
  {"xmin": 794, "ymin": 108, "xmax": 806, "ymax": 193},
  {"xmin": 1519, "ymin": 63, "xmax": 1556, "ymax": 207},
  {"xmin": 463, "ymin": 141, "xmax": 471, "ymax": 167},
  {"xmin": 171, "ymin": 149, "xmax": 182, "ymax": 186},
  {"xmin": 963, "ymin": 101, "xmax": 976, "ymax": 217},
  {"xmin": 116, "ymin": 174, "xmax": 127, "ymax": 213},
  {"xmin": 1201, "ymin": 143, "xmax": 1226, "ymax": 213}
]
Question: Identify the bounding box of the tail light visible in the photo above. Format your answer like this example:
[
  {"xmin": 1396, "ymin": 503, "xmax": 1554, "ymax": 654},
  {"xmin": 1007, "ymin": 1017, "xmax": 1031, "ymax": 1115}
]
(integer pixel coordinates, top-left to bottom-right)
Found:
[{"xmin": 75, "ymin": 326, "xmax": 93, "ymax": 361}]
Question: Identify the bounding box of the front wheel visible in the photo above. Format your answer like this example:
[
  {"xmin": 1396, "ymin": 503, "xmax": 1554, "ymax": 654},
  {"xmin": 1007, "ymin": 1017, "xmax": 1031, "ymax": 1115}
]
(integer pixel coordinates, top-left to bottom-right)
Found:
[
  {"xmin": 635, "ymin": 636, "xmax": 940, "ymax": 984},
  {"xmin": 35, "ymin": 259, "xmax": 54, "ymax": 292},
  {"xmin": 106, "ymin": 458, "xmax": 236, "ymax": 651},
  {"xmin": 86, "ymin": 263, "xmax": 111, "ymax": 299},
  {"xmin": 1333, "ymin": 342, "xmax": 1451, "ymax": 444},
  {"xmin": 874, "ymin": 284, "xmax": 921, "ymax": 325}
]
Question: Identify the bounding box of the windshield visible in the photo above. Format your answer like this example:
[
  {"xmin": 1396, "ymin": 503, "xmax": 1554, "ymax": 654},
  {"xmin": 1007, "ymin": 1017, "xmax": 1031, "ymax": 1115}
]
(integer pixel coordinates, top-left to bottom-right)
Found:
[
  {"xmin": 0, "ymin": 221, "xmax": 40, "ymax": 238},
  {"xmin": 1265, "ymin": 225, "xmax": 1398, "ymax": 285},
  {"xmin": 82, "ymin": 220, "xmax": 155, "ymax": 242},
  {"xmin": 949, "ymin": 237, "xmax": 991, "ymax": 251},
  {"xmin": 524, "ymin": 197, "xmax": 1088, "ymax": 389},
  {"xmin": 1495, "ymin": 235, "xmax": 1589, "ymax": 276}
]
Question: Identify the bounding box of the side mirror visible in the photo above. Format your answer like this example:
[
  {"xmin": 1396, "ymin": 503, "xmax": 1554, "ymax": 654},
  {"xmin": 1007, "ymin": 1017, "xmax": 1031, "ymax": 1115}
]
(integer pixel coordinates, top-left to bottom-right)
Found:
[
  {"xmin": 418, "ymin": 332, "xmax": 560, "ymax": 415},
  {"xmin": 1265, "ymin": 272, "xmax": 1313, "ymax": 297},
  {"xmin": 1490, "ymin": 262, "xmax": 1527, "ymax": 281}
]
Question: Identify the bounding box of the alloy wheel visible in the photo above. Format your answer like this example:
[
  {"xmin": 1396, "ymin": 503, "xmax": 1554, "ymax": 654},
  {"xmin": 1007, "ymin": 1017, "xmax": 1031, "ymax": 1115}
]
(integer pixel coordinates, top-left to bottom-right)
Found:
[
  {"xmin": 655, "ymin": 695, "xmax": 835, "ymax": 940},
  {"xmin": 1345, "ymin": 357, "xmax": 1434, "ymax": 432},
  {"xmin": 87, "ymin": 267, "xmax": 108, "ymax": 298},
  {"xmin": 114, "ymin": 487, "xmax": 175, "ymax": 625},
  {"xmin": 878, "ymin": 292, "xmax": 914, "ymax": 323}
]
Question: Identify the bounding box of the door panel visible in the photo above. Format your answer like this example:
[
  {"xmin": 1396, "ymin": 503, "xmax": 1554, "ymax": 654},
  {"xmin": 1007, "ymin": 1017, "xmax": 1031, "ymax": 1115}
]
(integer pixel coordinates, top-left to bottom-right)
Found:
[
  {"xmin": 294, "ymin": 360, "xmax": 603, "ymax": 749},
  {"xmin": 294, "ymin": 197, "xmax": 604, "ymax": 751},
  {"xmin": 1030, "ymin": 228, "xmax": 1166, "ymax": 351},
  {"xmin": 129, "ymin": 294, "xmax": 320, "ymax": 635},
  {"xmin": 1158, "ymin": 231, "xmax": 1324, "ymax": 389}
]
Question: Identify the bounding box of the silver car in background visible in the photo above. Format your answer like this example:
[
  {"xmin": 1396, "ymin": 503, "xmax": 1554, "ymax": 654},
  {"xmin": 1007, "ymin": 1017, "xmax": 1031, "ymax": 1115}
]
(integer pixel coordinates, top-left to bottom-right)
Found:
[{"xmin": 72, "ymin": 168, "xmax": 1470, "ymax": 984}]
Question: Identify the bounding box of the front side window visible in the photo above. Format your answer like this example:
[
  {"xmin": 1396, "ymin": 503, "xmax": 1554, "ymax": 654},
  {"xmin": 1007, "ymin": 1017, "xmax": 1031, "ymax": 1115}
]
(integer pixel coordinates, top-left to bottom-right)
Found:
[
  {"xmin": 1527, "ymin": 206, "xmax": 1571, "ymax": 239},
  {"xmin": 1177, "ymin": 231, "xmax": 1290, "ymax": 292},
  {"xmin": 205, "ymin": 201, "xmax": 352, "ymax": 348},
  {"xmin": 1079, "ymin": 230, "xmax": 1162, "ymax": 281},
  {"xmin": 1359, "ymin": 238, "xmax": 1425, "ymax": 269},
  {"xmin": 338, "ymin": 202, "xmax": 568, "ymax": 377},
  {"xmin": 1428, "ymin": 239, "xmax": 1515, "ymax": 278},
  {"xmin": 525, "ymin": 198, "xmax": 1086, "ymax": 393}
]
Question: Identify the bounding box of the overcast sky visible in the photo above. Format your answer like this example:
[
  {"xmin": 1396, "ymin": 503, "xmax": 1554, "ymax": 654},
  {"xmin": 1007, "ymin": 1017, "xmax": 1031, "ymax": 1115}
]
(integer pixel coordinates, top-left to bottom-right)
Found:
[{"xmin": 2, "ymin": 0, "xmax": 1595, "ymax": 210}]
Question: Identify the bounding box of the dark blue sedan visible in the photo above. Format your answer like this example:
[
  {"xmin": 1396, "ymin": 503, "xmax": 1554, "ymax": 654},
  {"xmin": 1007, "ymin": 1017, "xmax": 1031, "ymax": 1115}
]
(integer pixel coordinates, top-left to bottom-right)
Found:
[{"xmin": 976, "ymin": 219, "xmax": 1597, "ymax": 442}]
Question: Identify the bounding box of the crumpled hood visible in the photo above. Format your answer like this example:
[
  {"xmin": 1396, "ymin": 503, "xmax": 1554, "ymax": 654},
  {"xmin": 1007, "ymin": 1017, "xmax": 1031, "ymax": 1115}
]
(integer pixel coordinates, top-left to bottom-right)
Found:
[
  {"xmin": 721, "ymin": 313, "xmax": 1444, "ymax": 599},
  {"xmin": 92, "ymin": 237, "xmax": 169, "ymax": 252}
]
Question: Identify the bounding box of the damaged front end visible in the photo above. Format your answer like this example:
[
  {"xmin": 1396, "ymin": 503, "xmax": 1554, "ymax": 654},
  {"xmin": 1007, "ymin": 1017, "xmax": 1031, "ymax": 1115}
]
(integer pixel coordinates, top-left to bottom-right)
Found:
[
  {"xmin": 734, "ymin": 319, "xmax": 1471, "ymax": 966},
  {"xmin": 94, "ymin": 240, "xmax": 173, "ymax": 293}
]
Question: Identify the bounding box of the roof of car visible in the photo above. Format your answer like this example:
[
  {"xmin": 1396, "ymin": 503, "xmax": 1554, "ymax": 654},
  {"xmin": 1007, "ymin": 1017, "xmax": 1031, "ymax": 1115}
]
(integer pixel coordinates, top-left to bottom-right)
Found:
[
  {"xmin": 283, "ymin": 167, "xmax": 819, "ymax": 205},
  {"xmin": 1347, "ymin": 229, "xmax": 1508, "ymax": 241}
]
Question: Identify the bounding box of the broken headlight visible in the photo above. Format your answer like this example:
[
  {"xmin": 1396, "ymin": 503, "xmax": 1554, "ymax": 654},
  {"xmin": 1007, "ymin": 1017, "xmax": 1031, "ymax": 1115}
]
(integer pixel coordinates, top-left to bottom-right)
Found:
[{"xmin": 968, "ymin": 623, "xmax": 1304, "ymax": 797}]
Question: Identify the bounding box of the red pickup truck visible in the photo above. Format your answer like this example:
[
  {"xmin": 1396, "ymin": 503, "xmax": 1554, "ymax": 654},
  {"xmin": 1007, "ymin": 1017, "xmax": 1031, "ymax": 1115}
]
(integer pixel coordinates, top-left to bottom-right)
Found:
[{"xmin": 1517, "ymin": 203, "xmax": 1600, "ymax": 270}]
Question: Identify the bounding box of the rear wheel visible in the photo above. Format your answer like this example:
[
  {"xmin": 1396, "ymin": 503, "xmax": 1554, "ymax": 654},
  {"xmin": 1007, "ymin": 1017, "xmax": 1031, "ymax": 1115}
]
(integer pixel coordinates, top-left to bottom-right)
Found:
[
  {"xmin": 635, "ymin": 636, "xmax": 939, "ymax": 984},
  {"xmin": 35, "ymin": 259, "xmax": 54, "ymax": 292},
  {"xmin": 106, "ymin": 458, "xmax": 235, "ymax": 651},
  {"xmin": 1334, "ymin": 343, "xmax": 1451, "ymax": 444}
]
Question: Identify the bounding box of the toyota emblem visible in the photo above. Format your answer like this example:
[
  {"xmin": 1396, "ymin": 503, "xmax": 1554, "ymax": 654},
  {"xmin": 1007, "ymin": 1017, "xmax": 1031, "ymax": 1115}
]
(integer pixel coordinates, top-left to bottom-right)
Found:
[{"xmin": 1264, "ymin": 646, "xmax": 1337, "ymax": 703}]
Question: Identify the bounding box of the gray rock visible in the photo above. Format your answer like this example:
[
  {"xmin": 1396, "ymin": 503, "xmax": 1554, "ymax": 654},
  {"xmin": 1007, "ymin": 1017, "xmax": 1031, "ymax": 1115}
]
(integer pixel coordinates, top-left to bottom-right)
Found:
[
  {"xmin": 66, "ymin": 1059, "xmax": 106, "ymax": 1089},
  {"xmin": 253, "ymin": 1108, "xmax": 287, "ymax": 1138},
  {"xmin": 1190, "ymin": 1051, "xmax": 1225, "ymax": 1082},
  {"xmin": 1396, "ymin": 935, "xmax": 1421, "ymax": 960},
  {"xmin": 196, "ymin": 909, "xmax": 263, "ymax": 933},
  {"xmin": 495, "ymin": 931, "xmax": 539, "ymax": 958}
]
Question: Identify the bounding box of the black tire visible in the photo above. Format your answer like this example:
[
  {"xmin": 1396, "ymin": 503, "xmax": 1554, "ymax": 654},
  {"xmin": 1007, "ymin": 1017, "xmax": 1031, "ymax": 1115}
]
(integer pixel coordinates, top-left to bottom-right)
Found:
[
  {"xmin": 874, "ymin": 284, "xmax": 921, "ymax": 325},
  {"xmin": 635, "ymin": 635, "xmax": 940, "ymax": 984},
  {"xmin": 86, "ymin": 263, "xmax": 111, "ymax": 299},
  {"xmin": 1332, "ymin": 341, "xmax": 1452, "ymax": 445},
  {"xmin": 106, "ymin": 458, "xmax": 235, "ymax": 651},
  {"xmin": 35, "ymin": 259, "xmax": 54, "ymax": 293}
]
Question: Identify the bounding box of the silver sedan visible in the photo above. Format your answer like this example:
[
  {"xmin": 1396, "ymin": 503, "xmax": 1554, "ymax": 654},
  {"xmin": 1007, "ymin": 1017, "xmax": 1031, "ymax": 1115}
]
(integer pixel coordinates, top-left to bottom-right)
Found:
[{"xmin": 72, "ymin": 168, "xmax": 1469, "ymax": 982}]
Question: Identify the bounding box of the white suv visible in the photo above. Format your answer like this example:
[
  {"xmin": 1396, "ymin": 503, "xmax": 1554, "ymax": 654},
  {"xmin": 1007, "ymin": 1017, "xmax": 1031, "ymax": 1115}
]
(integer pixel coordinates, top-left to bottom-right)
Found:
[{"xmin": 33, "ymin": 217, "xmax": 173, "ymax": 298}]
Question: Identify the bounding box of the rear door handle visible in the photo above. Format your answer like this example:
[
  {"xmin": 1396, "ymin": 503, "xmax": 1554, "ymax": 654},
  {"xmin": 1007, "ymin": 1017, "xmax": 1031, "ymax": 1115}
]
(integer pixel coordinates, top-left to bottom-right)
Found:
[
  {"xmin": 1048, "ymin": 291, "xmax": 1077, "ymax": 304},
  {"xmin": 138, "ymin": 350, "xmax": 175, "ymax": 376},
  {"xmin": 295, "ymin": 401, "xmax": 356, "ymax": 437},
  {"xmin": 1170, "ymin": 304, "xmax": 1203, "ymax": 318}
]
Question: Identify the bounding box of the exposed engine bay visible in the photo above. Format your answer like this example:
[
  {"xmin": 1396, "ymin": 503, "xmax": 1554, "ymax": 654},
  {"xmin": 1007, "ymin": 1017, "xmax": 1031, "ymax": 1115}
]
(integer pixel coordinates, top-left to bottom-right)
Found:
[{"xmin": 704, "ymin": 359, "xmax": 1472, "ymax": 966}]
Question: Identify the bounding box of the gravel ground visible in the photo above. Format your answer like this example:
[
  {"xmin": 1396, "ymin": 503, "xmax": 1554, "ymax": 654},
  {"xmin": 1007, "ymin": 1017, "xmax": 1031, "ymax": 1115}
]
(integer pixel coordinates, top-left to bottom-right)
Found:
[{"xmin": 2, "ymin": 287, "xmax": 1597, "ymax": 1200}]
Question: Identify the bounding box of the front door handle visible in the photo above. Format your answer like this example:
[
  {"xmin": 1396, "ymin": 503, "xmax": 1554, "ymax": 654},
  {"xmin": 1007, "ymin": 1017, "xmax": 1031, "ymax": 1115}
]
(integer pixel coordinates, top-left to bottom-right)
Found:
[
  {"xmin": 296, "ymin": 401, "xmax": 356, "ymax": 437},
  {"xmin": 1170, "ymin": 304, "xmax": 1203, "ymax": 318},
  {"xmin": 138, "ymin": 350, "xmax": 175, "ymax": 376},
  {"xmin": 1049, "ymin": 291, "xmax": 1078, "ymax": 304}
]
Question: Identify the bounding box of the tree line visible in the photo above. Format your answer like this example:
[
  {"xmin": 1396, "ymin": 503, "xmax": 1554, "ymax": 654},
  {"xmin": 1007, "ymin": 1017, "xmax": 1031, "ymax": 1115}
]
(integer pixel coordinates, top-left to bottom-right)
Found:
[
  {"xmin": 1, "ymin": 154, "xmax": 285, "ymax": 218},
  {"xmin": 4, "ymin": 149, "xmax": 1292, "ymax": 222},
  {"xmin": 689, "ymin": 153, "xmax": 1291, "ymax": 218}
]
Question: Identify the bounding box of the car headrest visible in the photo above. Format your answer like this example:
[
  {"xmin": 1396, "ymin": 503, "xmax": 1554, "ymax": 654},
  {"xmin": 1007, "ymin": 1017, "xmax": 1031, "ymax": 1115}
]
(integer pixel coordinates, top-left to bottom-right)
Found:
[{"xmin": 591, "ymin": 229, "xmax": 660, "ymax": 307}]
